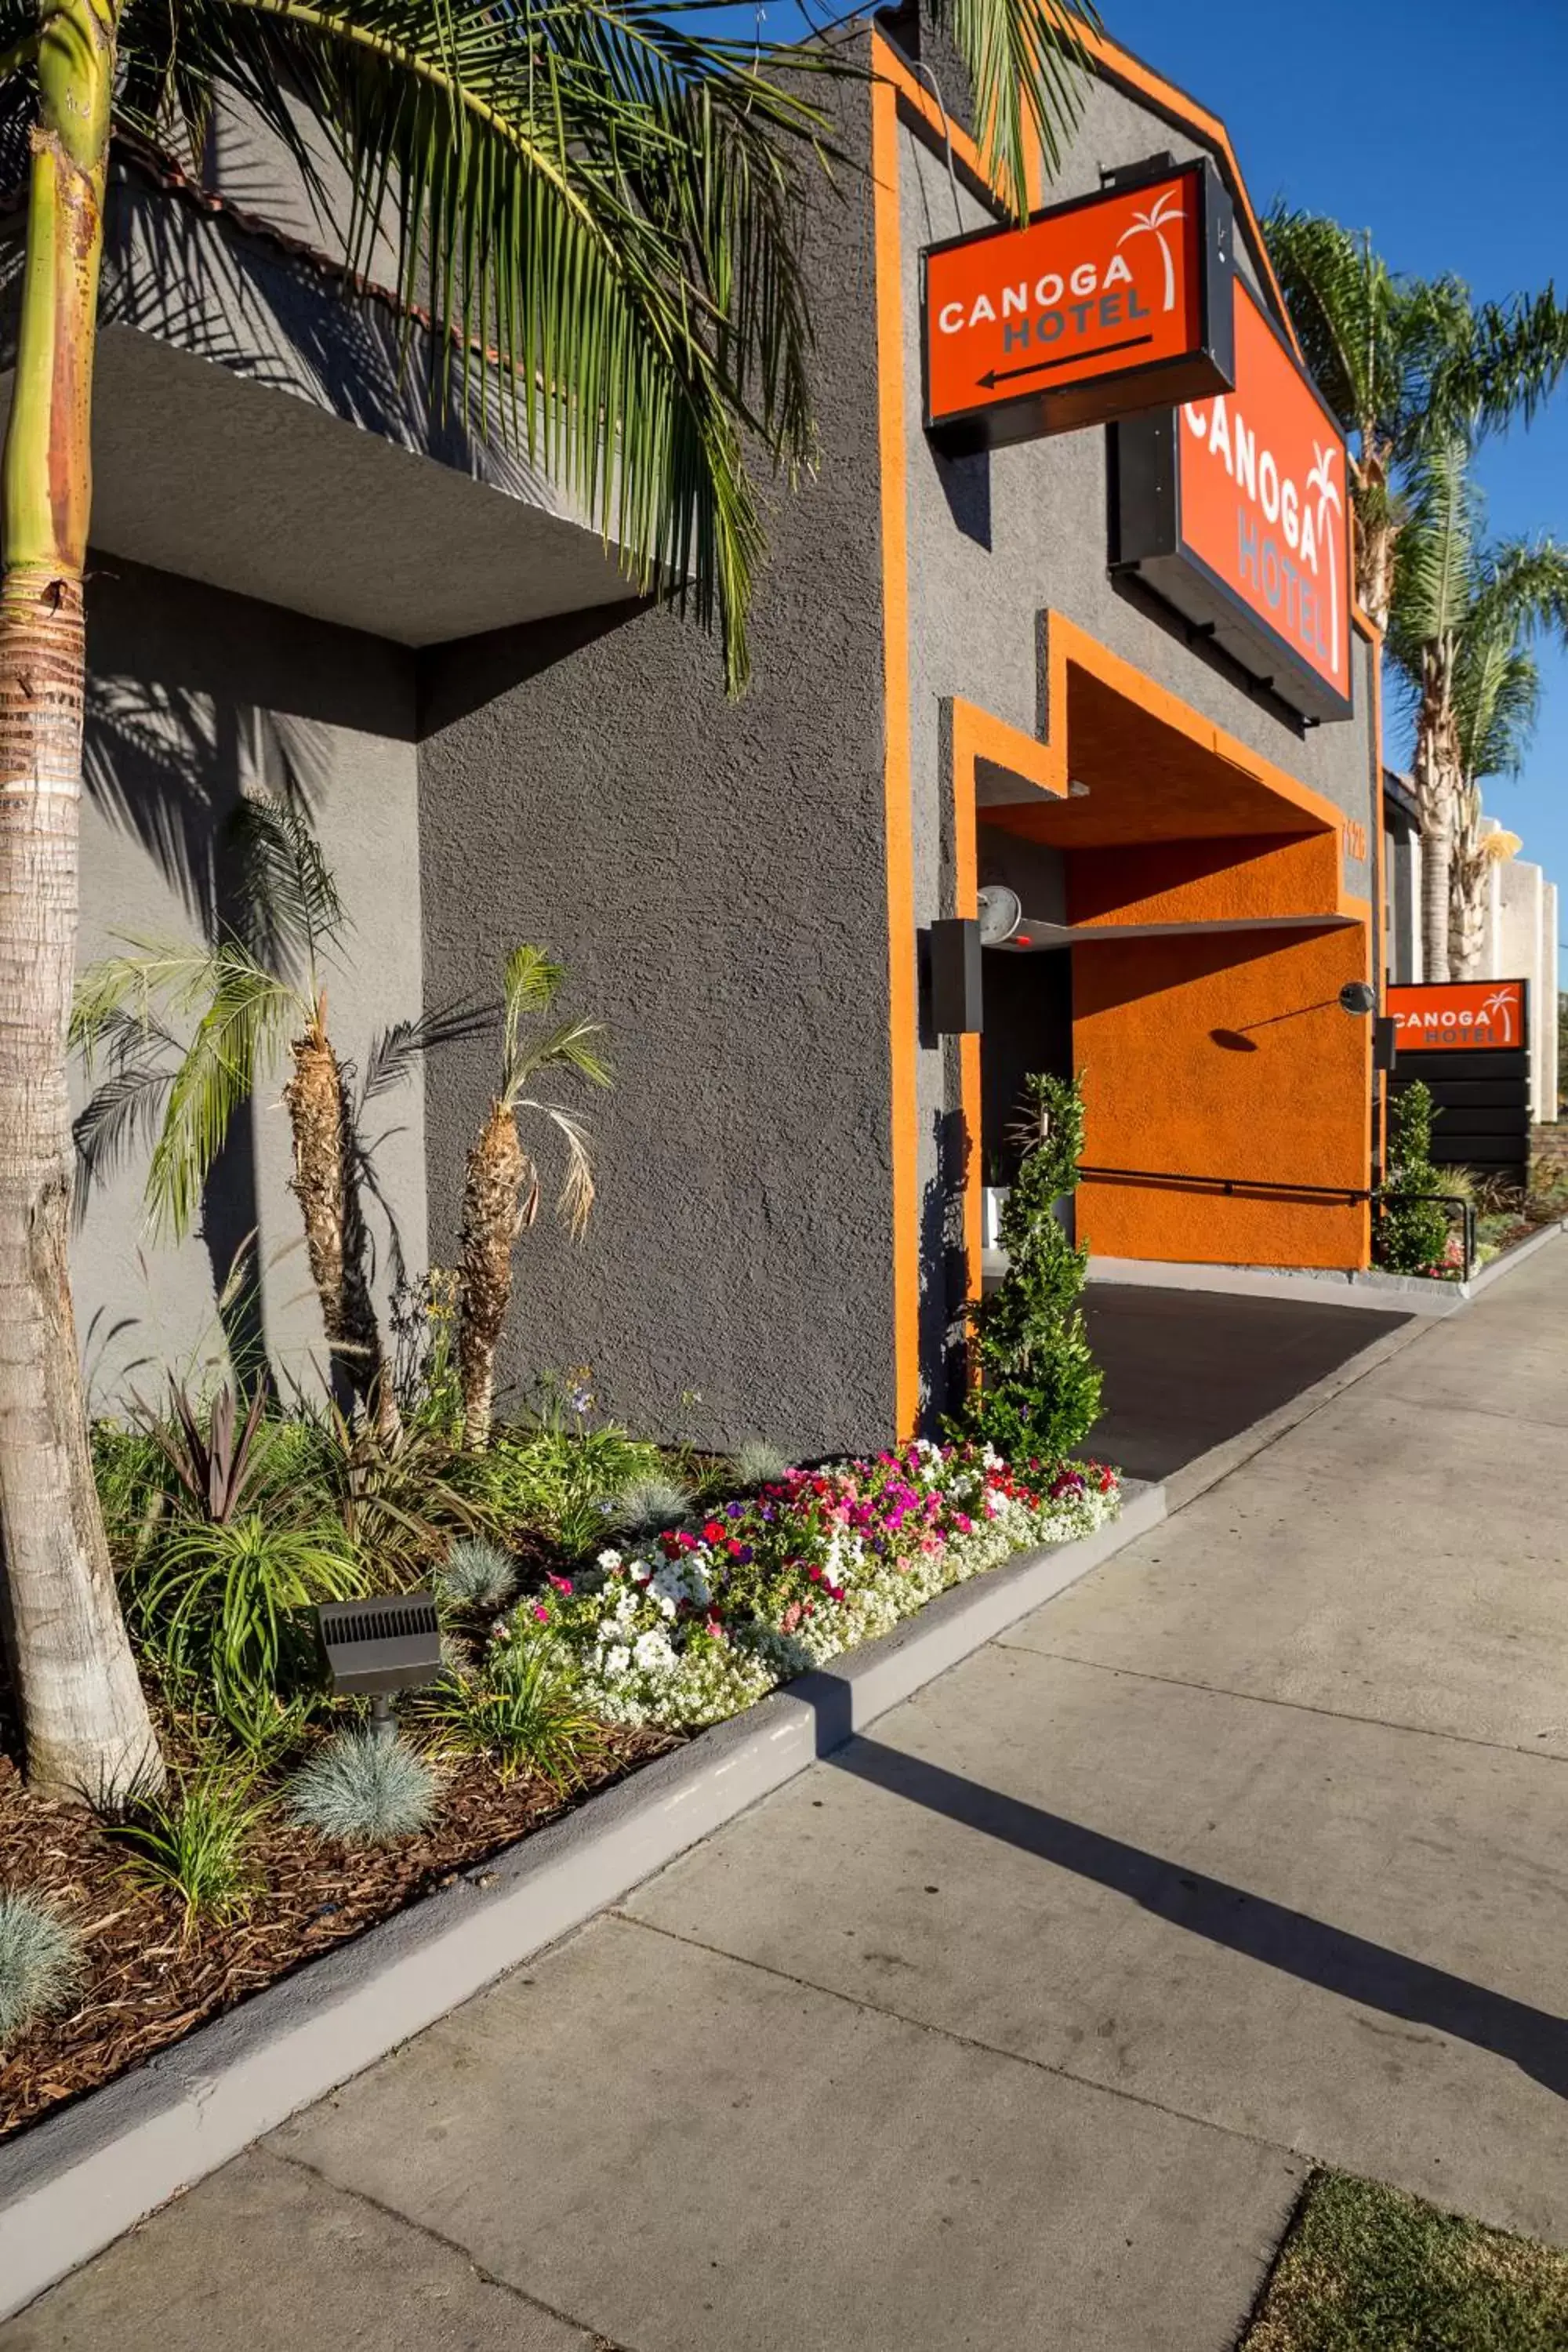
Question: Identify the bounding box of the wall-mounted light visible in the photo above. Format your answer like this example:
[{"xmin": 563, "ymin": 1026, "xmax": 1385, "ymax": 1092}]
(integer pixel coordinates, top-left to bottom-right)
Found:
[
  {"xmin": 1338, "ymin": 981, "xmax": 1377, "ymax": 1014},
  {"xmin": 1067, "ymin": 779, "xmax": 1092, "ymax": 798}
]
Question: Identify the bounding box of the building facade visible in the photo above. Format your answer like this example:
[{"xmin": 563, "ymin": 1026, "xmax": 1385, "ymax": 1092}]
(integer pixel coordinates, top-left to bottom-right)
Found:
[{"xmin": 57, "ymin": 16, "xmax": 1391, "ymax": 1457}]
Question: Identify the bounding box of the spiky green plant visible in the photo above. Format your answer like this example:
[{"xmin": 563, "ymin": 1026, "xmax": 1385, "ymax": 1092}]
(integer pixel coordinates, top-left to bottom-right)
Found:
[
  {"xmin": 437, "ymin": 1537, "xmax": 520, "ymax": 1613},
  {"xmin": 0, "ymin": 1892, "xmax": 84, "ymax": 2044},
  {"xmin": 730, "ymin": 1439, "xmax": 789, "ymax": 1490},
  {"xmin": 953, "ymin": 1072, "xmax": 1102, "ymax": 1465},
  {"xmin": 113, "ymin": 1764, "xmax": 270, "ymax": 1936},
  {"xmin": 614, "ymin": 1474, "xmax": 693, "ymax": 1538},
  {"xmin": 132, "ymin": 1511, "xmax": 365, "ymax": 1733},
  {"xmin": 422, "ymin": 1639, "xmax": 607, "ymax": 1789},
  {"xmin": 287, "ymin": 1731, "xmax": 438, "ymax": 1846}
]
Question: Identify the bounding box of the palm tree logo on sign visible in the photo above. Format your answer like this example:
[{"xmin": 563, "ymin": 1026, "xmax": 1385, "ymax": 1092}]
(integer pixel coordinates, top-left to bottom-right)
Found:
[
  {"xmin": 1306, "ymin": 441, "xmax": 1343, "ymax": 677},
  {"xmin": 1115, "ymin": 191, "xmax": 1185, "ymax": 312},
  {"xmin": 1480, "ymin": 987, "xmax": 1516, "ymax": 1045}
]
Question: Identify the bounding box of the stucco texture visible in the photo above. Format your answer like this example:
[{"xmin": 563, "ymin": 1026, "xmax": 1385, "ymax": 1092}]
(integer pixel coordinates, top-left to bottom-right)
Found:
[
  {"xmin": 74, "ymin": 559, "xmax": 425, "ymax": 1409},
  {"xmin": 416, "ymin": 87, "xmax": 897, "ymax": 1460}
]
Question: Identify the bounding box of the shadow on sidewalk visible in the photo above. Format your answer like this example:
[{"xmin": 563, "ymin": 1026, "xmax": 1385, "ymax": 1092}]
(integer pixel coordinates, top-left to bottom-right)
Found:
[{"xmin": 795, "ymin": 1686, "xmax": 1568, "ymax": 2102}]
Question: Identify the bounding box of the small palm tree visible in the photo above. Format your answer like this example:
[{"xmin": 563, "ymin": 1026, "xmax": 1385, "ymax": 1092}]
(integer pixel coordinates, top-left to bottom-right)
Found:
[
  {"xmin": 73, "ymin": 796, "xmax": 475, "ymax": 1441},
  {"xmin": 1262, "ymin": 209, "xmax": 1568, "ymax": 630},
  {"xmin": 458, "ymin": 949, "xmax": 610, "ymax": 1450},
  {"xmin": 1387, "ymin": 437, "xmax": 1568, "ymax": 979}
]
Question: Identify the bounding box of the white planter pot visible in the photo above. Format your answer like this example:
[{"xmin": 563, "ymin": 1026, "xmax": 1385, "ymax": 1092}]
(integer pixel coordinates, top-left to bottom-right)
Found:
[{"xmin": 982, "ymin": 1186, "xmax": 1009, "ymax": 1250}]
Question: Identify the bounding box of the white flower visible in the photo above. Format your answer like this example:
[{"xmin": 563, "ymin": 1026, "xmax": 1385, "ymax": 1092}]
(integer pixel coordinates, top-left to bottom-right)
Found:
[
  {"xmin": 596, "ymin": 1548, "xmax": 624, "ymax": 1573},
  {"xmin": 603, "ymin": 1644, "xmax": 632, "ymax": 1679},
  {"xmin": 633, "ymin": 1629, "xmax": 674, "ymax": 1671}
]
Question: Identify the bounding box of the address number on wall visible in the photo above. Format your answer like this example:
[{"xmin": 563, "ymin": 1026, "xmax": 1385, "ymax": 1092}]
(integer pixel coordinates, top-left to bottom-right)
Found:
[{"xmin": 1342, "ymin": 819, "xmax": 1367, "ymax": 866}]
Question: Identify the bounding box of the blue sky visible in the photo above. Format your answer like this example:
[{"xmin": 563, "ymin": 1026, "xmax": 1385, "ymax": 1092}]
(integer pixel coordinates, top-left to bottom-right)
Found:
[{"xmin": 1097, "ymin": 0, "xmax": 1568, "ymax": 975}]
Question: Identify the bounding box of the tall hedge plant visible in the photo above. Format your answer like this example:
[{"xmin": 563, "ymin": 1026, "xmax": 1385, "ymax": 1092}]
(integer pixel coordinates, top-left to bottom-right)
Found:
[{"xmin": 954, "ymin": 1072, "xmax": 1102, "ymax": 1463}]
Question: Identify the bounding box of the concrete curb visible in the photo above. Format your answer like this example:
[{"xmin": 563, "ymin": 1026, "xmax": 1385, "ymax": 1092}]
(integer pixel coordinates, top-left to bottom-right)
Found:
[
  {"xmin": 1466, "ymin": 1214, "xmax": 1567, "ymax": 1296},
  {"xmin": 0, "ymin": 1480, "xmax": 1164, "ymax": 2321}
]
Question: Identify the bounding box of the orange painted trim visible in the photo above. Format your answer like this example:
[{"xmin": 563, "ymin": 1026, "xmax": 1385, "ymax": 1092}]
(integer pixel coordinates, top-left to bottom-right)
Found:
[
  {"xmin": 1041, "ymin": 612, "xmax": 1362, "ymax": 907},
  {"xmin": 949, "ymin": 724, "xmax": 984, "ymax": 1305},
  {"xmin": 870, "ymin": 30, "xmax": 1300, "ymax": 362},
  {"xmin": 952, "ymin": 696, "xmax": 1072, "ymax": 808},
  {"xmin": 1353, "ymin": 598, "xmax": 1388, "ymax": 1171},
  {"xmin": 872, "ymin": 74, "xmax": 922, "ymax": 1441}
]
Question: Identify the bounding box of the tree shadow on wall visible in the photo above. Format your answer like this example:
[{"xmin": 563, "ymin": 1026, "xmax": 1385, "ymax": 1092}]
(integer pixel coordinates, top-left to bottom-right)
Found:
[{"xmin": 78, "ymin": 678, "xmax": 335, "ymax": 1384}]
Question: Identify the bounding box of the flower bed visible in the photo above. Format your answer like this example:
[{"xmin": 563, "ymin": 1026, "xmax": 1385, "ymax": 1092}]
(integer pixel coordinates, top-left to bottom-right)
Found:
[
  {"xmin": 0, "ymin": 1428, "xmax": 1120, "ymax": 2143},
  {"xmin": 532, "ymin": 1442, "xmax": 1120, "ymax": 1726}
]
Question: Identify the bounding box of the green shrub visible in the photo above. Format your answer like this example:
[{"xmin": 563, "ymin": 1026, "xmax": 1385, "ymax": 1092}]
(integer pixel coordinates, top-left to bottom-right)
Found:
[
  {"xmin": 132, "ymin": 1512, "xmax": 365, "ymax": 1732},
  {"xmin": 0, "ymin": 1892, "xmax": 83, "ymax": 2043},
  {"xmin": 113, "ymin": 1764, "xmax": 269, "ymax": 1935},
  {"xmin": 421, "ymin": 1637, "xmax": 606, "ymax": 1788},
  {"xmin": 1378, "ymin": 1081, "xmax": 1451, "ymax": 1274},
  {"xmin": 953, "ymin": 1072, "xmax": 1102, "ymax": 1464},
  {"xmin": 287, "ymin": 1730, "xmax": 437, "ymax": 1845},
  {"xmin": 436, "ymin": 1535, "xmax": 518, "ymax": 1611}
]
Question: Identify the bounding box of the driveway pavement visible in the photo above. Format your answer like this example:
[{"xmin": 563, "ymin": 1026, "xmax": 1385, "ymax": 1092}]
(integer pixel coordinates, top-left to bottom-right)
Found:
[{"xmin": 8, "ymin": 1246, "xmax": 1568, "ymax": 2352}]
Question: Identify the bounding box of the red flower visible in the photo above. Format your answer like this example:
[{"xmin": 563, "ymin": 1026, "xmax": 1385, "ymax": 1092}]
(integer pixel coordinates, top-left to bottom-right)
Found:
[{"xmin": 702, "ymin": 1519, "xmax": 724, "ymax": 1543}]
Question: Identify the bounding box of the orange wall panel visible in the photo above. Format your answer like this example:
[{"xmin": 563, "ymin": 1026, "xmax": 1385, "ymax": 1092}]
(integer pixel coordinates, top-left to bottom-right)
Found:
[{"xmin": 1074, "ymin": 923, "xmax": 1371, "ymax": 1269}]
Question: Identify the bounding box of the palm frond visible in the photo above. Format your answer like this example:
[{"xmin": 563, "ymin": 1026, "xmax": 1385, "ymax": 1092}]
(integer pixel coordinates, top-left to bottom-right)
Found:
[
  {"xmin": 502, "ymin": 1013, "xmax": 612, "ymax": 1106},
  {"xmin": 71, "ymin": 1009, "xmax": 183, "ymax": 1209},
  {"xmin": 920, "ymin": 0, "xmax": 1096, "ymax": 220},
  {"xmin": 1387, "ymin": 432, "xmax": 1477, "ymax": 671},
  {"xmin": 514, "ymin": 1098, "xmax": 596, "ymax": 1236},
  {"xmin": 501, "ymin": 945, "xmax": 566, "ymax": 1081},
  {"xmin": 227, "ymin": 791, "xmax": 347, "ymax": 981},
  {"xmin": 359, "ymin": 996, "xmax": 499, "ymax": 1105},
  {"xmin": 150, "ymin": 947, "xmax": 299, "ymax": 1240},
  {"xmin": 1262, "ymin": 206, "xmax": 1386, "ymax": 438},
  {"xmin": 1418, "ymin": 282, "xmax": 1568, "ymax": 449}
]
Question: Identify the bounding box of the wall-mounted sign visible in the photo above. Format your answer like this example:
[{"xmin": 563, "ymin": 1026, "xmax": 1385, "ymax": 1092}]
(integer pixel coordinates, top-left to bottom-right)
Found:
[
  {"xmin": 1388, "ymin": 980, "xmax": 1526, "ymax": 1051},
  {"xmin": 1113, "ymin": 278, "xmax": 1352, "ymax": 723},
  {"xmin": 922, "ymin": 159, "xmax": 1235, "ymax": 456}
]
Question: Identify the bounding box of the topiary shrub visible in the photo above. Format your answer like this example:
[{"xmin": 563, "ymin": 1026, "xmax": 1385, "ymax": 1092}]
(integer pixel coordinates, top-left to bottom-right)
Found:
[
  {"xmin": 952, "ymin": 1071, "xmax": 1102, "ymax": 1465},
  {"xmin": 287, "ymin": 1730, "xmax": 437, "ymax": 1845},
  {"xmin": 0, "ymin": 1892, "xmax": 83, "ymax": 2044},
  {"xmin": 1379, "ymin": 1080, "xmax": 1452, "ymax": 1274}
]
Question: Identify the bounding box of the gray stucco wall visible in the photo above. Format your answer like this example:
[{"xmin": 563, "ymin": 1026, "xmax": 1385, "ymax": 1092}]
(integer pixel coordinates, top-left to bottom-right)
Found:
[
  {"xmin": 74, "ymin": 559, "xmax": 424, "ymax": 1411},
  {"xmin": 415, "ymin": 88, "xmax": 896, "ymax": 1459}
]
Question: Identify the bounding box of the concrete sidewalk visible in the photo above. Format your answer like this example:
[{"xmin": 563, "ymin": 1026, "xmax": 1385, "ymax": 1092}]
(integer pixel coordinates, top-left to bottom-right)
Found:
[{"xmin": 9, "ymin": 1245, "xmax": 1568, "ymax": 2351}]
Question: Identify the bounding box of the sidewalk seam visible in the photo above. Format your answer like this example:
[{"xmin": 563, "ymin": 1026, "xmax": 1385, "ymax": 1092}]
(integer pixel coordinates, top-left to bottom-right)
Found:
[
  {"xmin": 256, "ymin": 2143, "xmax": 641, "ymax": 2352},
  {"xmin": 611, "ymin": 1909, "xmax": 1308, "ymax": 2172},
  {"xmin": 992, "ymin": 1646, "xmax": 1568, "ymax": 1767}
]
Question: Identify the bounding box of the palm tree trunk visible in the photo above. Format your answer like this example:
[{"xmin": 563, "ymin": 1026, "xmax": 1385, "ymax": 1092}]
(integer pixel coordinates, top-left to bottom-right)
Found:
[
  {"xmin": 458, "ymin": 1101, "xmax": 528, "ymax": 1450},
  {"xmin": 1414, "ymin": 658, "xmax": 1461, "ymax": 985},
  {"xmin": 284, "ymin": 1014, "xmax": 401, "ymax": 1444},
  {"xmin": 1352, "ymin": 437, "xmax": 1396, "ymax": 630},
  {"xmin": 0, "ymin": 0, "xmax": 163, "ymax": 1798}
]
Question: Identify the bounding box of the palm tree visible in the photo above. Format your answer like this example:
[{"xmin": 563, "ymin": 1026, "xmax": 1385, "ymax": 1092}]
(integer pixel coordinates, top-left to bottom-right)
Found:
[
  {"xmin": 1116, "ymin": 189, "xmax": 1185, "ymax": 313},
  {"xmin": 1262, "ymin": 209, "xmax": 1568, "ymax": 630},
  {"xmin": 457, "ymin": 948, "xmax": 609, "ymax": 1451},
  {"xmin": 0, "ymin": 0, "xmax": 1098, "ymax": 1798},
  {"xmin": 72, "ymin": 796, "xmax": 485, "ymax": 1439},
  {"xmin": 1447, "ymin": 619, "xmax": 1535, "ymax": 981},
  {"xmin": 1387, "ymin": 436, "xmax": 1568, "ymax": 979}
]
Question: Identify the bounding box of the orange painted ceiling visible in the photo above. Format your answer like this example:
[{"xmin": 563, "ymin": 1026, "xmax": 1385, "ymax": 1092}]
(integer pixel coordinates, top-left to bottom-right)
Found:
[{"xmin": 982, "ymin": 669, "xmax": 1327, "ymax": 850}]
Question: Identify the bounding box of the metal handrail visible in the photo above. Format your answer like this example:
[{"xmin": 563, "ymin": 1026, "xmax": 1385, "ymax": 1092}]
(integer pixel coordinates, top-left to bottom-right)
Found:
[{"xmin": 1076, "ymin": 1163, "xmax": 1476, "ymax": 1281}]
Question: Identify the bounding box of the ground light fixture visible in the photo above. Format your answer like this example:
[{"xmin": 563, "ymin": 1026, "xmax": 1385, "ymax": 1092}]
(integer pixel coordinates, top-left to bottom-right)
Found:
[{"xmin": 317, "ymin": 1592, "xmax": 443, "ymax": 1739}]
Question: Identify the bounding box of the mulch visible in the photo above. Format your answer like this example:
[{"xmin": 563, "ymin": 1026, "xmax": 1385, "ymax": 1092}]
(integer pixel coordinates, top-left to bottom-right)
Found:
[{"xmin": 0, "ymin": 1721, "xmax": 681, "ymax": 2145}]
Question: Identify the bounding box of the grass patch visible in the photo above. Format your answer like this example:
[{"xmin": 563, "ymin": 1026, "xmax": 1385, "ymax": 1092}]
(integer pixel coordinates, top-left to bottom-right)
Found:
[{"xmin": 1242, "ymin": 2170, "xmax": 1568, "ymax": 2350}]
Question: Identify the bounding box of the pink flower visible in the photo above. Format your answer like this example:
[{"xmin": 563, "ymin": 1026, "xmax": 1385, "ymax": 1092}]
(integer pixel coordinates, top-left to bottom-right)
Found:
[
  {"xmin": 532, "ymin": 1603, "xmax": 550, "ymax": 1622},
  {"xmin": 781, "ymin": 1602, "xmax": 803, "ymax": 1633},
  {"xmin": 546, "ymin": 1573, "xmax": 574, "ymax": 1594}
]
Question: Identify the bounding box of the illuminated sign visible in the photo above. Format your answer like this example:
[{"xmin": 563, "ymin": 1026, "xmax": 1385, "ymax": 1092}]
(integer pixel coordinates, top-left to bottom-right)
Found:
[
  {"xmin": 1387, "ymin": 980, "xmax": 1526, "ymax": 1052},
  {"xmin": 1113, "ymin": 277, "xmax": 1352, "ymax": 722},
  {"xmin": 922, "ymin": 159, "xmax": 1235, "ymax": 455}
]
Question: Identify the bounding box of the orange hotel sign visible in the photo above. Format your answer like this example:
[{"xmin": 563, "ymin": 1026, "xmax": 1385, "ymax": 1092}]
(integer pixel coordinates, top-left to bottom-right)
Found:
[
  {"xmin": 1387, "ymin": 981, "xmax": 1526, "ymax": 1053},
  {"xmin": 1114, "ymin": 278, "xmax": 1352, "ymax": 724},
  {"xmin": 922, "ymin": 159, "xmax": 1236, "ymax": 455}
]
